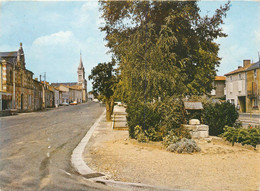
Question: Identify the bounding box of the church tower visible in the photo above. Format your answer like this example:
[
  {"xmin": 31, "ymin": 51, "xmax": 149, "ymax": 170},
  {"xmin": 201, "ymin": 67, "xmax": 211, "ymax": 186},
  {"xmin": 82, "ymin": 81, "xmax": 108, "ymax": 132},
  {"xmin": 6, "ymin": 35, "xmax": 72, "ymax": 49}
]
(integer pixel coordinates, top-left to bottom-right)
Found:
[
  {"xmin": 77, "ymin": 52, "xmax": 87, "ymax": 101},
  {"xmin": 17, "ymin": 42, "xmax": 25, "ymax": 68}
]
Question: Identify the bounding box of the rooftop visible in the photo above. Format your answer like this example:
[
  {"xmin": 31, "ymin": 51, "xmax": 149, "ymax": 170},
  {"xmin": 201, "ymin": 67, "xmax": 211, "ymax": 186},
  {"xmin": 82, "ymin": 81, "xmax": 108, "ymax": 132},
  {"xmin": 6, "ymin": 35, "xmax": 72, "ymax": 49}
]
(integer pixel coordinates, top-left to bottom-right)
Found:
[
  {"xmin": 0, "ymin": 51, "xmax": 17, "ymax": 58},
  {"xmin": 215, "ymin": 76, "xmax": 226, "ymax": 81},
  {"xmin": 245, "ymin": 60, "xmax": 260, "ymax": 71},
  {"xmin": 52, "ymin": 82, "xmax": 77, "ymax": 87},
  {"xmin": 224, "ymin": 64, "xmax": 252, "ymax": 76}
]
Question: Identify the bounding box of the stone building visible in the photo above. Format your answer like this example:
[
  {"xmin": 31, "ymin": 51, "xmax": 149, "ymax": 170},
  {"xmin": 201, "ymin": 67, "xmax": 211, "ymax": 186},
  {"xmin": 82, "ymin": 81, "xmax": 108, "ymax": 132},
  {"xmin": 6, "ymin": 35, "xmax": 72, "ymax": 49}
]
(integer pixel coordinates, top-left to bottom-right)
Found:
[
  {"xmin": 33, "ymin": 78, "xmax": 43, "ymax": 111},
  {"xmin": 210, "ymin": 76, "xmax": 226, "ymax": 98},
  {"xmin": 246, "ymin": 60, "xmax": 260, "ymax": 113},
  {"xmin": 0, "ymin": 43, "xmax": 34, "ymax": 111}
]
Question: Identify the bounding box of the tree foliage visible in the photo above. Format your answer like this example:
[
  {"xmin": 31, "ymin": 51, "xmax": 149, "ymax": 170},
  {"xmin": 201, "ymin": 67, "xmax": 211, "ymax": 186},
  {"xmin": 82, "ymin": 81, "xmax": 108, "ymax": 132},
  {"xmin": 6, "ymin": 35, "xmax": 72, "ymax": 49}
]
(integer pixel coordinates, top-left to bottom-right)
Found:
[
  {"xmin": 100, "ymin": 1, "xmax": 230, "ymax": 103},
  {"xmin": 88, "ymin": 59, "xmax": 117, "ymax": 121}
]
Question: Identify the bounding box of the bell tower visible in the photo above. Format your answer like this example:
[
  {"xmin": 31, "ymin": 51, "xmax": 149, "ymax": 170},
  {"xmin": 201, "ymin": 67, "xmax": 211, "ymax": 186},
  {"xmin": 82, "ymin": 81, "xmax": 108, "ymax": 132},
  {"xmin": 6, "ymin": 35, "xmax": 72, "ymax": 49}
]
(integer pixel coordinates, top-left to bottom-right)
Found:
[{"xmin": 77, "ymin": 52, "xmax": 87, "ymax": 89}]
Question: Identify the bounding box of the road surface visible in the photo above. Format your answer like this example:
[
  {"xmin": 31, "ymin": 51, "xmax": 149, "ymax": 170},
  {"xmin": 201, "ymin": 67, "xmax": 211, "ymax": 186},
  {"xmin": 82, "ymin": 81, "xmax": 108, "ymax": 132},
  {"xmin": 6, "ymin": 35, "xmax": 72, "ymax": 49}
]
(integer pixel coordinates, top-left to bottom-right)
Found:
[{"xmin": 0, "ymin": 102, "xmax": 109, "ymax": 191}]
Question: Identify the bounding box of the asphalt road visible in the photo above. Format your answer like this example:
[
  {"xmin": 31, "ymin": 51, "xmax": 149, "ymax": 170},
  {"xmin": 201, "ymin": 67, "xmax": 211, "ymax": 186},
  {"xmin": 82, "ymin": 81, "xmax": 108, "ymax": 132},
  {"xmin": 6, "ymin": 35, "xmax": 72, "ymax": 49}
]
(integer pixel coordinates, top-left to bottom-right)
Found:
[{"xmin": 0, "ymin": 102, "xmax": 109, "ymax": 191}]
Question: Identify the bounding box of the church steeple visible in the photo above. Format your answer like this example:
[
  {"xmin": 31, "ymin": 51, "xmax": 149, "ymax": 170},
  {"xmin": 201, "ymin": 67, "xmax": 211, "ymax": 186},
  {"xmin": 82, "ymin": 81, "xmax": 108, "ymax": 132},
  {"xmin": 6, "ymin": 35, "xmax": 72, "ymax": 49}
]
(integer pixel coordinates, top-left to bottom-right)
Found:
[
  {"xmin": 77, "ymin": 51, "xmax": 86, "ymax": 89},
  {"xmin": 78, "ymin": 51, "xmax": 84, "ymax": 70}
]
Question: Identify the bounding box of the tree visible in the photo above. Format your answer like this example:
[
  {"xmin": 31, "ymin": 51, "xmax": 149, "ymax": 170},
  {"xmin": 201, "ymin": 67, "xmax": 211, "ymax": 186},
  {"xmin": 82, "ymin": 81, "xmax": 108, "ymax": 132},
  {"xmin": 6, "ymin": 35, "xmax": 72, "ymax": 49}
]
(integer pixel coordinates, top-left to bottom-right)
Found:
[
  {"xmin": 99, "ymin": 1, "xmax": 230, "ymax": 103},
  {"xmin": 88, "ymin": 59, "xmax": 117, "ymax": 121}
]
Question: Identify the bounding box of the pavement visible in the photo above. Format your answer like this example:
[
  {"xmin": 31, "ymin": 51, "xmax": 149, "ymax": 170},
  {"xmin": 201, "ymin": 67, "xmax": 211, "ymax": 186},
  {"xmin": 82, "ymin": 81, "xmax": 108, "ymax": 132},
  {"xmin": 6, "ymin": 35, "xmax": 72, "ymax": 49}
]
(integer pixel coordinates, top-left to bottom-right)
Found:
[
  {"xmin": 73, "ymin": 106, "xmax": 188, "ymax": 191},
  {"xmin": 0, "ymin": 102, "xmax": 110, "ymax": 191},
  {"xmin": 238, "ymin": 112, "xmax": 260, "ymax": 127}
]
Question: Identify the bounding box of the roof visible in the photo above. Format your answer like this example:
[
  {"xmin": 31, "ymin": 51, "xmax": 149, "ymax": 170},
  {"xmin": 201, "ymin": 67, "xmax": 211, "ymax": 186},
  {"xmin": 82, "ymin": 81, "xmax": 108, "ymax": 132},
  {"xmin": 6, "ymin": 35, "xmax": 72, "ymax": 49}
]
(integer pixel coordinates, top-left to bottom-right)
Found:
[
  {"xmin": 68, "ymin": 85, "xmax": 82, "ymax": 90},
  {"xmin": 215, "ymin": 76, "xmax": 226, "ymax": 81},
  {"xmin": 245, "ymin": 60, "xmax": 260, "ymax": 71},
  {"xmin": 184, "ymin": 101, "xmax": 203, "ymax": 110},
  {"xmin": 52, "ymin": 82, "xmax": 77, "ymax": 87},
  {"xmin": 224, "ymin": 64, "xmax": 252, "ymax": 76},
  {"xmin": 0, "ymin": 51, "xmax": 17, "ymax": 58}
]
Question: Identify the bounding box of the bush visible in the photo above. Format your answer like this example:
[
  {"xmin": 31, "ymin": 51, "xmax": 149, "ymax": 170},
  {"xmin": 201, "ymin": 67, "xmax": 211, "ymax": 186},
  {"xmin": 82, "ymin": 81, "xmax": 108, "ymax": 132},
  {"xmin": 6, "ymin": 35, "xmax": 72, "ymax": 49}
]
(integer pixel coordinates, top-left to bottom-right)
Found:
[
  {"xmin": 166, "ymin": 138, "xmax": 201, "ymax": 153},
  {"xmin": 155, "ymin": 96, "xmax": 184, "ymax": 135},
  {"xmin": 163, "ymin": 128, "xmax": 191, "ymax": 147},
  {"xmin": 223, "ymin": 126, "xmax": 260, "ymax": 147},
  {"xmin": 202, "ymin": 102, "xmax": 239, "ymax": 136},
  {"xmin": 127, "ymin": 102, "xmax": 161, "ymax": 139},
  {"xmin": 134, "ymin": 125, "xmax": 162, "ymax": 142}
]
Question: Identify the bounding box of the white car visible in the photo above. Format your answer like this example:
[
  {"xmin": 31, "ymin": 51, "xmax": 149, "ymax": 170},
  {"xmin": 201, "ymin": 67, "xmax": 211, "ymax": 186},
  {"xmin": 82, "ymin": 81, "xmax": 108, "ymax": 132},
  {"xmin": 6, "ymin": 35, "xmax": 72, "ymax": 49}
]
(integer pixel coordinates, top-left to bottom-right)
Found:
[
  {"xmin": 62, "ymin": 102, "xmax": 69, "ymax": 106},
  {"xmin": 93, "ymin": 99, "xmax": 99, "ymax": 103}
]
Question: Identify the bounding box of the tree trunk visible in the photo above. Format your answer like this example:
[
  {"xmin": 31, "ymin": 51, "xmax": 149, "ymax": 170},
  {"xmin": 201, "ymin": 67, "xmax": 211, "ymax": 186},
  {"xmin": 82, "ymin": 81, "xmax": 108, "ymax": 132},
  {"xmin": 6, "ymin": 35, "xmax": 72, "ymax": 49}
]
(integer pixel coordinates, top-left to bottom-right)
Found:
[
  {"xmin": 106, "ymin": 99, "xmax": 112, "ymax": 121},
  {"xmin": 110, "ymin": 99, "xmax": 114, "ymax": 114}
]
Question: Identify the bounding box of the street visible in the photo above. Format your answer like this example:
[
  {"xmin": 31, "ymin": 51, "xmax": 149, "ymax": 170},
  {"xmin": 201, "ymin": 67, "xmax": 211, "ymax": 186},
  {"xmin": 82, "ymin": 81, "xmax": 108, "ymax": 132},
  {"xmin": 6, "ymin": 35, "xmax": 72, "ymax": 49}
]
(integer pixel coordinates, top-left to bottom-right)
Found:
[{"xmin": 0, "ymin": 102, "xmax": 109, "ymax": 191}]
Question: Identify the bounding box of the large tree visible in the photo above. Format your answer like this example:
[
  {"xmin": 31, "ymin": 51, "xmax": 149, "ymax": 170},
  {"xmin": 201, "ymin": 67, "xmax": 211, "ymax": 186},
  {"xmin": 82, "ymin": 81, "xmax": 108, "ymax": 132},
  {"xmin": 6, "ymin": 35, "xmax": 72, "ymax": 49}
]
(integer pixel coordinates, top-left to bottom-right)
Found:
[
  {"xmin": 88, "ymin": 59, "xmax": 117, "ymax": 121},
  {"xmin": 99, "ymin": 1, "xmax": 230, "ymax": 103}
]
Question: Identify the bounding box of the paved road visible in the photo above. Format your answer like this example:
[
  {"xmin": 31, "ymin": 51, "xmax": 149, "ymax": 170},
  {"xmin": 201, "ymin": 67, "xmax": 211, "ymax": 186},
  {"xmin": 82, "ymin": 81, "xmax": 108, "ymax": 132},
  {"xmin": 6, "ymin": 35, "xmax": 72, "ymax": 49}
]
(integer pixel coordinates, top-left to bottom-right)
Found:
[{"xmin": 0, "ymin": 102, "xmax": 109, "ymax": 191}]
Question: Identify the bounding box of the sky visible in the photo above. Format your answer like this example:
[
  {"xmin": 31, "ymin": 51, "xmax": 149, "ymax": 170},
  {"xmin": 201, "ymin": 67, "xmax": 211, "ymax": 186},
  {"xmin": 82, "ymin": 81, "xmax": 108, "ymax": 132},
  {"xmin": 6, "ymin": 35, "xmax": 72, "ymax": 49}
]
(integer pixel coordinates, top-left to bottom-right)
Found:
[{"xmin": 0, "ymin": 1, "xmax": 259, "ymax": 92}]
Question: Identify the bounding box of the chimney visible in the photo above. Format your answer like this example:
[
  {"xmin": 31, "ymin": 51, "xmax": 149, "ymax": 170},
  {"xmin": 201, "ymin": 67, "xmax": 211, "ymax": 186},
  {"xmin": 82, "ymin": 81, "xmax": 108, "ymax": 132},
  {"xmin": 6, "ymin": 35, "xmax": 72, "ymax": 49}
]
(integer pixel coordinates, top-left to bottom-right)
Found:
[
  {"xmin": 238, "ymin": 66, "xmax": 242, "ymax": 69},
  {"xmin": 243, "ymin": 60, "xmax": 251, "ymax": 67},
  {"xmin": 35, "ymin": 78, "xmax": 38, "ymax": 81}
]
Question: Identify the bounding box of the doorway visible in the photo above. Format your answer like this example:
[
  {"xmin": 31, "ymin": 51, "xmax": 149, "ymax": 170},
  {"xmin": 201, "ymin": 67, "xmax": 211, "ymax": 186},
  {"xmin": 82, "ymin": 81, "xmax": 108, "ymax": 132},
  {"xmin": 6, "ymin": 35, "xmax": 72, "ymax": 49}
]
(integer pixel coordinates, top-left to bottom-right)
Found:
[
  {"xmin": 238, "ymin": 96, "xmax": 246, "ymax": 113},
  {"xmin": 21, "ymin": 94, "xmax": 23, "ymax": 110}
]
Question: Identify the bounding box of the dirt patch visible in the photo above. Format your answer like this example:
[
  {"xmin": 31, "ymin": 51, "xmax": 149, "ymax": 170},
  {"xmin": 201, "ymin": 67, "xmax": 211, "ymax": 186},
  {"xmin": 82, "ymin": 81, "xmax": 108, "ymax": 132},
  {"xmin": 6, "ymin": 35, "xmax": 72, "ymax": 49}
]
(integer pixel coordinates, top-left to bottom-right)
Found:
[{"xmin": 84, "ymin": 128, "xmax": 260, "ymax": 191}]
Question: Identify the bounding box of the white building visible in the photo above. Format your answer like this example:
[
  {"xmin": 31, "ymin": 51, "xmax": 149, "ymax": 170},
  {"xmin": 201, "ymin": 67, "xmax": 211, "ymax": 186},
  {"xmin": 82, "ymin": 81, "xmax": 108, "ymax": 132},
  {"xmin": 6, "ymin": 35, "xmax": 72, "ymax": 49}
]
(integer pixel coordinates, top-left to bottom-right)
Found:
[{"xmin": 225, "ymin": 60, "xmax": 252, "ymax": 112}]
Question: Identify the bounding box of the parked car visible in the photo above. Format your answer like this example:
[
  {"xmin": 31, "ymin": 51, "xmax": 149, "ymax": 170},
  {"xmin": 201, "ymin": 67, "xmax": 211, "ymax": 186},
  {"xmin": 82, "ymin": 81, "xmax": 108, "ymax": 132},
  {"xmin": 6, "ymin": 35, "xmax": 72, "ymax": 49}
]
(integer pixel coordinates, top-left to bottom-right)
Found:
[
  {"xmin": 70, "ymin": 101, "xmax": 77, "ymax": 105},
  {"xmin": 93, "ymin": 99, "xmax": 99, "ymax": 103},
  {"xmin": 115, "ymin": 101, "xmax": 123, "ymax": 106},
  {"xmin": 61, "ymin": 102, "xmax": 69, "ymax": 106}
]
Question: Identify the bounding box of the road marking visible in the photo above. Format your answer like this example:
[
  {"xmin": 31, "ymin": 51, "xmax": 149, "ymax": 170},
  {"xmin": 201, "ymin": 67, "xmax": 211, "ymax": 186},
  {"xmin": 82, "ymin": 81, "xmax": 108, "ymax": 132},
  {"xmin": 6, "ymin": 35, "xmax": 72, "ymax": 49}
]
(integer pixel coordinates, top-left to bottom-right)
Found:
[{"xmin": 59, "ymin": 169, "xmax": 72, "ymax": 176}]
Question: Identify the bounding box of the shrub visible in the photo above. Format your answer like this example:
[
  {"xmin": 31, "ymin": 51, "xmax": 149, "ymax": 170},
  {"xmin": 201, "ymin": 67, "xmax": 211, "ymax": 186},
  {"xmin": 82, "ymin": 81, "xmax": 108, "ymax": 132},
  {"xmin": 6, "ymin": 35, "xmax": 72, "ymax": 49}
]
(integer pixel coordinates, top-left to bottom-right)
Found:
[
  {"xmin": 163, "ymin": 128, "xmax": 192, "ymax": 147},
  {"xmin": 202, "ymin": 102, "xmax": 239, "ymax": 136},
  {"xmin": 134, "ymin": 125, "xmax": 162, "ymax": 142},
  {"xmin": 127, "ymin": 102, "xmax": 161, "ymax": 139},
  {"xmin": 223, "ymin": 126, "xmax": 260, "ymax": 147},
  {"xmin": 166, "ymin": 138, "xmax": 201, "ymax": 153},
  {"xmin": 155, "ymin": 96, "xmax": 184, "ymax": 135}
]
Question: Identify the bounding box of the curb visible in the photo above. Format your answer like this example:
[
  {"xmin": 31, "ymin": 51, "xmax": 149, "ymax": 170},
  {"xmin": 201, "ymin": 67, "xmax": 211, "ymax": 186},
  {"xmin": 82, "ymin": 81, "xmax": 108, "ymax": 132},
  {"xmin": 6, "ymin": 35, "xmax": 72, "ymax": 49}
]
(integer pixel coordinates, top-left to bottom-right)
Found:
[
  {"xmin": 71, "ymin": 109, "xmax": 106, "ymax": 175},
  {"xmin": 71, "ymin": 108, "xmax": 191, "ymax": 191}
]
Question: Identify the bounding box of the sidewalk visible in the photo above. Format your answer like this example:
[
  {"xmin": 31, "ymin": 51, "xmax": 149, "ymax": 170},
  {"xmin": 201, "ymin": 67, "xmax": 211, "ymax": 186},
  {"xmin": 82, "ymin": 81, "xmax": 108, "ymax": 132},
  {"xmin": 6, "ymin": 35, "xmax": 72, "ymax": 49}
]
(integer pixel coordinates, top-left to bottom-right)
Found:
[
  {"xmin": 81, "ymin": 106, "xmax": 260, "ymax": 191},
  {"xmin": 238, "ymin": 112, "xmax": 260, "ymax": 127}
]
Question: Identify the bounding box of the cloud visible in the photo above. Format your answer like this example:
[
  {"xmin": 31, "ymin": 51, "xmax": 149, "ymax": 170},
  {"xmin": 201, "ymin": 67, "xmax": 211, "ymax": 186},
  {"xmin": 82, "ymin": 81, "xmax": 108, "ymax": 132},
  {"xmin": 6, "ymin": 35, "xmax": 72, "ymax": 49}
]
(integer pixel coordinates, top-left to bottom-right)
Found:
[
  {"xmin": 71, "ymin": 1, "xmax": 99, "ymax": 28},
  {"xmin": 33, "ymin": 31, "xmax": 74, "ymax": 46},
  {"xmin": 81, "ymin": 1, "xmax": 98, "ymax": 12}
]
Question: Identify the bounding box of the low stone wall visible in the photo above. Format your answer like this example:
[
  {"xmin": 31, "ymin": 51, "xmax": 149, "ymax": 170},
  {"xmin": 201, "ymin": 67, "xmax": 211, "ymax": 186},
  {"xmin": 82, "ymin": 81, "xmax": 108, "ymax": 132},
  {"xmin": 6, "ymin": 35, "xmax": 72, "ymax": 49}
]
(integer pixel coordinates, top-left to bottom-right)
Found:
[{"xmin": 182, "ymin": 124, "xmax": 209, "ymax": 139}]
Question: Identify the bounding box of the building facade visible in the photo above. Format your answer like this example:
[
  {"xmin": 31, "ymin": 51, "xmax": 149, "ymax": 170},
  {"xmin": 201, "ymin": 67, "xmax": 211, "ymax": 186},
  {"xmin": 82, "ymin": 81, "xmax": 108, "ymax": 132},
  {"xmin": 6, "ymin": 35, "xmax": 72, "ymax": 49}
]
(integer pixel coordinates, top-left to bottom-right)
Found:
[
  {"xmin": 246, "ymin": 61, "xmax": 260, "ymax": 113},
  {"xmin": 0, "ymin": 43, "xmax": 34, "ymax": 111},
  {"xmin": 225, "ymin": 60, "xmax": 253, "ymax": 112},
  {"xmin": 210, "ymin": 76, "xmax": 226, "ymax": 98},
  {"xmin": 33, "ymin": 79, "xmax": 43, "ymax": 111}
]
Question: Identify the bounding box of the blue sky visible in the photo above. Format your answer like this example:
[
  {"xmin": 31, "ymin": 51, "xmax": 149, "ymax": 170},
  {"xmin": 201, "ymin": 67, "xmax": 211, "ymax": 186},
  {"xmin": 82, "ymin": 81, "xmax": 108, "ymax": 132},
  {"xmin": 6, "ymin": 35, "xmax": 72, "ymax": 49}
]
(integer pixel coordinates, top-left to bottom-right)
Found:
[{"xmin": 0, "ymin": 1, "xmax": 259, "ymax": 92}]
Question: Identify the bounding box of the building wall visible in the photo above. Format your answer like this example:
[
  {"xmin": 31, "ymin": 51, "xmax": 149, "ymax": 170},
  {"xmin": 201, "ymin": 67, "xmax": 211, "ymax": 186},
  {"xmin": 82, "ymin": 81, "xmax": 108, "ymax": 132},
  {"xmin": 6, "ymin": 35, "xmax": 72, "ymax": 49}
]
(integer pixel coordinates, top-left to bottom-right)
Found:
[
  {"xmin": 226, "ymin": 72, "xmax": 246, "ymax": 106},
  {"xmin": 33, "ymin": 80, "xmax": 43, "ymax": 111},
  {"xmin": 246, "ymin": 68, "xmax": 260, "ymax": 113}
]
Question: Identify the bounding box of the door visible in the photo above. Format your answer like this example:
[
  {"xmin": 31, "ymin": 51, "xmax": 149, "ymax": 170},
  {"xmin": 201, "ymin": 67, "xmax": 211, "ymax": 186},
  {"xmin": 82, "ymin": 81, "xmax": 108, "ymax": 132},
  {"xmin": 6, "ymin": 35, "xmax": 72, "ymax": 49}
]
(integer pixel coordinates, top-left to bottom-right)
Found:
[{"xmin": 21, "ymin": 94, "xmax": 23, "ymax": 110}]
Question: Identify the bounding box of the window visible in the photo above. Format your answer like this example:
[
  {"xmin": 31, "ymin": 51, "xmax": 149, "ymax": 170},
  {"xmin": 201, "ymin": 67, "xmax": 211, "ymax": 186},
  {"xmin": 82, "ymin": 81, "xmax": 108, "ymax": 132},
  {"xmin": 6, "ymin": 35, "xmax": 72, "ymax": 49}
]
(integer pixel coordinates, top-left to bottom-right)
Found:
[
  {"xmin": 253, "ymin": 99, "xmax": 258, "ymax": 108},
  {"xmin": 238, "ymin": 73, "xmax": 241, "ymax": 80},
  {"xmin": 254, "ymin": 69, "xmax": 257, "ymax": 79},
  {"xmin": 28, "ymin": 95, "xmax": 31, "ymax": 106},
  {"xmin": 230, "ymin": 76, "xmax": 232, "ymax": 80},
  {"xmin": 9, "ymin": 70, "xmax": 12, "ymax": 83}
]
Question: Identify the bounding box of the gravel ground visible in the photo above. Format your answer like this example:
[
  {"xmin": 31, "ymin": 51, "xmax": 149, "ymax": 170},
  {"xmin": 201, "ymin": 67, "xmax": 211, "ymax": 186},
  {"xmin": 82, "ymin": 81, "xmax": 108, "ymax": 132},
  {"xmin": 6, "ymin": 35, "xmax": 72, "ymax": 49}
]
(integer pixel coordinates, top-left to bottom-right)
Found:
[{"xmin": 84, "ymin": 121, "xmax": 260, "ymax": 191}]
